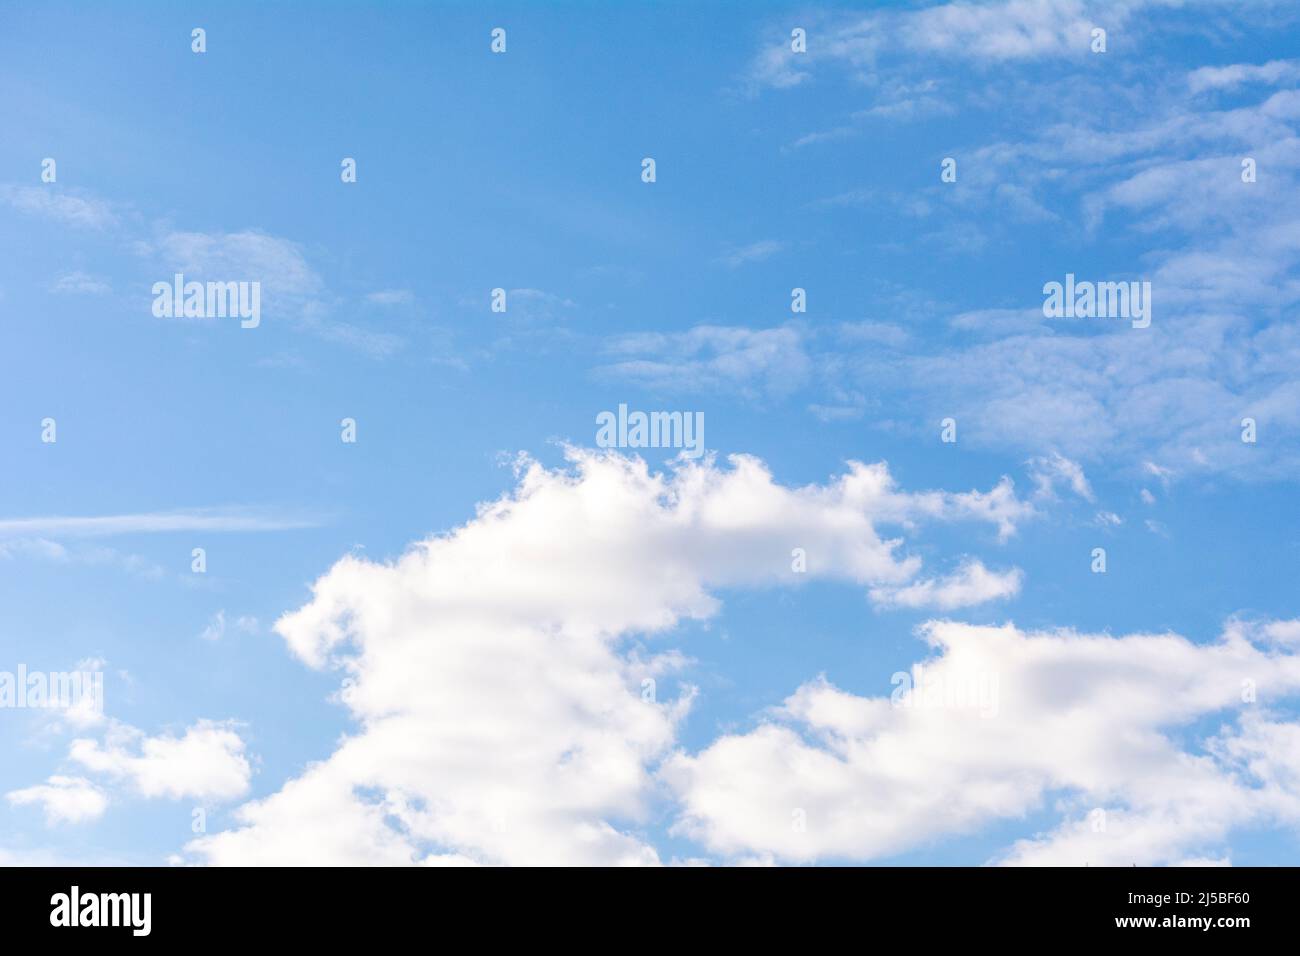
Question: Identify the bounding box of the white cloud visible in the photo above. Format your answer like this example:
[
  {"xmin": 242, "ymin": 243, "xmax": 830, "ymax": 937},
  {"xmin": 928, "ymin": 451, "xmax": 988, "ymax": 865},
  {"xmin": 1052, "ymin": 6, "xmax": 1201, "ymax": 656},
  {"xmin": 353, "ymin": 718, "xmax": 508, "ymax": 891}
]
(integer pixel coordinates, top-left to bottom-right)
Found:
[
  {"xmin": 747, "ymin": 40, "xmax": 814, "ymax": 90},
  {"xmin": 0, "ymin": 537, "xmax": 68, "ymax": 561},
  {"xmin": 483, "ymin": 287, "xmax": 576, "ymax": 327},
  {"xmin": 854, "ymin": 95, "xmax": 953, "ymax": 122},
  {"xmin": 806, "ymin": 187, "xmax": 876, "ymax": 209},
  {"xmin": 1188, "ymin": 58, "xmax": 1300, "ymax": 93},
  {"xmin": 50, "ymin": 270, "xmax": 111, "ymax": 295},
  {"xmin": 366, "ymin": 289, "xmax": 414, "ymax": 306},
  {"xmin": 70, "ymin": 720, "xmax": 251, "ymax": 801},
  {"xmin": 1028, "ymin": 452, "xmax": 1094, "ymax": 502},
  {"xmin": 186, "ymin": 449, "xmax": 1029, "ymax": 865},
  {"xmin": 6, "ymin": 776, "xmax": 108, "ymax": 825},
  {"xmin": 199, "ymin": 611, "xmax": 226, "ymax": 642},
  {"xmin": 0, "ymin": 536, "xmax": 166, "ymax": 580},
  {"xmin": 192, "ymin": 761, "xmax": 466, "ymax": 866},
  {"xmin": 0, "ymin": 508, "xmax": 318, "ymax": 539},
  {"xmin": 198, "ymin": 611, "xmax": 258, "ymax": 641},
  {"xmin": 139, "ymin": 229, "xmax": 403, "ymax": 357},
  {"xmin": 786, "ymin": 86, "xmax": 1300, "ymax": 480},
  {"xmin": 996, "ymin": 708, "xmax": 1300, "ymax": 865},
  {"xmin": 902, "ymin": 0, "xmax": 1104, "ymax": 61},
  {"xmin": 1143, "ymin": 461, "xmax": 1175, "ymax": 486},
  {"xmin": 598, "ymin": 325, "xmax": 812, "ymax": 400},
  {"xmin": 746, "ymin": 0, "xmax": 1139, "ymax": 92},
  {"xmin": 913, "ymin": 476, "xmax": 1037, "ymax": 542},
  {"xmin": 0, "ymin": 187, "xmax": 401, "ymax": 363},
  {"xmin": 146, "ymin": 229, "xmax": 321, "ymax": 297},
  {"xmin": 666, "ymin": 619, "xmax": 1300, "ymax": 864},
  {"xmin": 742, "ymin": 37, "xmax": 1300, "ymax": 482},
  {"xmin": 870, "ymin": 560, "xmax": 1023, "ymax": 610},
  {"xmin": 788, "ymin": 126, "xmax": 857, "ymax": 150},
  {"xmin": 0, "ymin": 185, "xmax": 116, "ymax": 229},
  {"xmin": 718, "ymin": 240, "xmax": 785, "ymax": 267},
  {"xmin": 1262, "ymin": 620, "xmax": 1300, "ymax": 646}
]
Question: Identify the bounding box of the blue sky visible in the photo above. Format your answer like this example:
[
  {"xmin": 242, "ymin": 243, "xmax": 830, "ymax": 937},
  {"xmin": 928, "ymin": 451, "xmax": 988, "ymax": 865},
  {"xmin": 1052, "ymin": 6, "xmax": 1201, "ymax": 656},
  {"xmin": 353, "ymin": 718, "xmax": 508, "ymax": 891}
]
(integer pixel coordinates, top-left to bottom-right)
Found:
[{"xmin": 2, "ymin": 0, "xmax": 1300, "ymax": 865}]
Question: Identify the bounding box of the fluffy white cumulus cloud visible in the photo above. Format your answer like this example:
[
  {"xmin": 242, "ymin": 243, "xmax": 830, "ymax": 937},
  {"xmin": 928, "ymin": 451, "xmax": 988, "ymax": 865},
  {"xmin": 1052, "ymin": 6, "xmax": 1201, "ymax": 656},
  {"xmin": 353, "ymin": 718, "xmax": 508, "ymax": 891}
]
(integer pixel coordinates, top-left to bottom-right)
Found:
[
  {"xmin": 664, "ymin": 619, "xmax": 1300, "ymax": 865},
  {"xmin": 69, "ymin": 719, "xmax": 251, "ymax": 801},
  {"xmin": 6, "ymin": 776, "xmax": 108, "ymax": 826},
  {"xmin": 187, "ymin": 449, "xmax": 1027, "ymax": 865}
]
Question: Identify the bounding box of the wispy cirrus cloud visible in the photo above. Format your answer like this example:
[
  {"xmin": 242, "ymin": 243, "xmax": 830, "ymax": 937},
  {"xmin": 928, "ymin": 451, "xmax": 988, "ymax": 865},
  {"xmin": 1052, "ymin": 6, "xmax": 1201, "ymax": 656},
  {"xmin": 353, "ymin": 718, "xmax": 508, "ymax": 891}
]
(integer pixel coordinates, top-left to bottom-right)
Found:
[
  {"xmin": 736, "ymin": 41, "xmax": 1300, "ymax": 482},
  {"xmin": 745, "ymin": 0, "xmax": 1129, "ymax": 94},
  {"xmin": 9, "ymin": 177, "xmax": 407, "ymax": 358},
  {"xmin": 0, "ymin": 537, "xmax": 166, "ymax": 580},
  {"xmin": 50, "ymin": 270, "xmax": 111, "ymax": 295},
  {"xmin": 365, "ymin": 288, "xmax": 414, "ymax": 306},
  {"xmin": 0, "ymin": 184, "xmax": 118, "ymax": 229},
  {"xmin": 136, "ymin": 229, "xmax": 403, "ymax": 358},
  {"xmin": 716, "ymin": 239, "xmax": 786, "ymax": 267},
  {"xmin": 597, "ymin": 325, "xmax": 811, "ymax": 401},
  {"xmin": 0, "ymin": 508, "xmax": 321, "ymax": 539}
]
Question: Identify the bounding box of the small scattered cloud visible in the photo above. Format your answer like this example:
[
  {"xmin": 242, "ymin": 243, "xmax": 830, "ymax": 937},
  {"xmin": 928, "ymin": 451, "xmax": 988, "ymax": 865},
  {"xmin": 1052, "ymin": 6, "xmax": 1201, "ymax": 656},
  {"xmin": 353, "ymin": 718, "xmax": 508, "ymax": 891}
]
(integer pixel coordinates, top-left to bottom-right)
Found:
[
  {"xmin": 806, "ymin": 187, "xmax": 875, "ymax": 209},
  {"xmin": 0, "ymin": 537, "xmax": 165, "ymax": 580},
  {"xmin": 366, "ymin": 289, "xmax": 414, "ymax": 306},
  {"xmin": 70, "ymin": 719, "xmax": 252, "ymax": 801},
  {"xmin": 598, "ymin": 325, "xmax": 811, "ymax": 400},
  {"xmin": 139, "ymin": 228, "xmax": 404, "ymax": 358},
  {"xmin": 0, "ymin": 184, "xmax": 117, "ymax": 229},
  {"xmin": 1188, "ymin": 59, "xmax": 1300, "ymax": 94},
  {"xmin": 870, "ymin": 559, "xmax": 1023, "ymax": 610},
  {"xmin": 1028, "ymin": 452, "xmax": 1094, "ymax": 502},
  {"xmin": 717, "ymin": 240, "xmax": 786, "ymax": 268},
  {"xmin": 6, "ymin": 776, "xmax": 108, "ymax": 826},
  {"xmin": 50, "ymin": 271, "xmax": 111, "ymax": 295},
  {"xmin": 200, "ymin": 611, "xmax": 258, "ymax": 641}
]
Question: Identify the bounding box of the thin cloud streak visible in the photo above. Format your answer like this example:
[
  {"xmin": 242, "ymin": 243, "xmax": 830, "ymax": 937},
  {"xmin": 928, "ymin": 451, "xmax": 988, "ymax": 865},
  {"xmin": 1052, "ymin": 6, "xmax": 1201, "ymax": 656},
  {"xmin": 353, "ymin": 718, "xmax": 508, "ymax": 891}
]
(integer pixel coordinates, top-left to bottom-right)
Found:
[{"xmin": 0, "ymin": 509, "xmax": 322, "ymax": 538}]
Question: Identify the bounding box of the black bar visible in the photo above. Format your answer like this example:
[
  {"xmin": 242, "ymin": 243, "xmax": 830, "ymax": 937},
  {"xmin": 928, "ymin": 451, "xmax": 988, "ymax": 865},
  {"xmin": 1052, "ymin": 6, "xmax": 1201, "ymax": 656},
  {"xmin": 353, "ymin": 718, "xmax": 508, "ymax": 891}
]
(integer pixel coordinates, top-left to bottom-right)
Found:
[{"xmin": 0, "ymin": 865, "xmax": 1286, "ymax": 942}]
